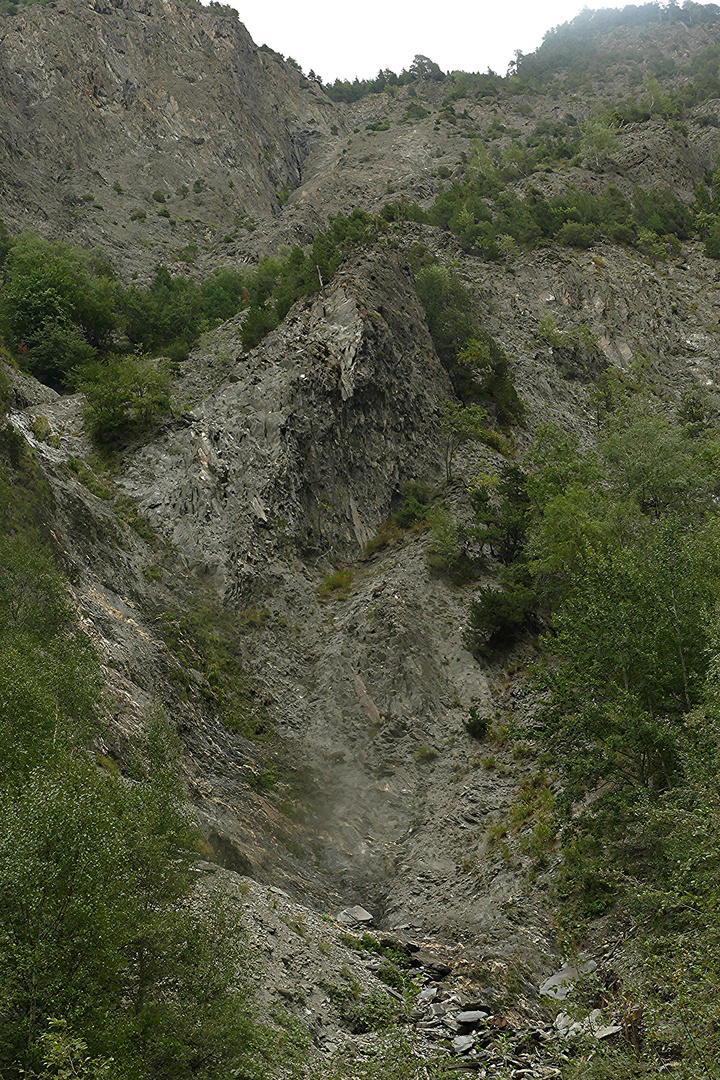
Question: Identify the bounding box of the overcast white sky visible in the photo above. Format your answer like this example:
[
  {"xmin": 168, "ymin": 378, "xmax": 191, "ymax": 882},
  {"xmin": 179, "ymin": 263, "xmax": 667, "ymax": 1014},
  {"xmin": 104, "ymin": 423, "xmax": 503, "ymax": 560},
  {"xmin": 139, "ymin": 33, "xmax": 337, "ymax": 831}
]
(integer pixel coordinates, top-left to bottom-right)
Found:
[{"xmin": 229, "ymin": 0, "xmax": 710, "ymax": 84}]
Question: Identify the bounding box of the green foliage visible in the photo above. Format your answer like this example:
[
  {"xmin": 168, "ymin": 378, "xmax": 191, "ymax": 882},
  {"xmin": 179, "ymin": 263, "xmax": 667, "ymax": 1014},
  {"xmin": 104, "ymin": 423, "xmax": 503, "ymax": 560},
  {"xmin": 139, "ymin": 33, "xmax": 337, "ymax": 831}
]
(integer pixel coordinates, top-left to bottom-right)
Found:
[
  {"xmin": 0, "ymin": 233, "xmax": 117, "ymax": 388},
  {"xmin": 0, "ymin": 219, "xmax": 12, "ymax": 268},
  {"xmin": 0, "ymin": 426, "xmax": 53, "ymax": 534},
  {"xmin": 363, "ymin": 483, "xmax": 431, "ymax": 557},
  {"xmin": 554, "ymin": 636, "xmax": 720, "ymax": 1071},
  {"xmin": 0, "ymin": 215, "xmax": 382, "ymax": 392},
  {"xmin": 67, "ymin": 456, "xmax": 114, "ymax": 500},
  {"xmin": 555, "ymin": 220, "xmax": 595, "ymax": 247},
  {"xmin": 114, "ymin": 494, "xmax": 159, "ymax": 545},
  {"xmin": 415, "ymin": 262, "xmax": 524, "ymax": 424},
  {"xmin": 317, "ymin": 567, "xmax": 353, "ymax": 599},
  {"xmin": 78, "ymin": 354, "xmax": 172, "ymax": 444},
  {"xmin": 457, "ymin": 336, "xmax": 525, "ymax": 424},
  {"xmin": 472, "ymin": 463, "xmax": 532, "ymax": 565},
  {"xmin": 579, "ymin": 117, "xmax": 620, "ymax": 167},
  {"xmin": 401, "ymin": 101, "xmax": 429, "ymax": 123},
  {"xmin": 326, "ymin": 985, "xmax": 396, "ymax": 1033},
  {"xmin": 323, "ymin": 54, "xmax": 444, "ymax": 102},
  {"xmin": 415, "ymin": 263, "xmax": 475, "ymax": 370},
  {"xmin": 161, "ymin": 599, "xmax": 268, "ymax": 738},
  {"xmin": 394, "ymin": 480, "xmax": 431, "ymax": 528},
  {"xmin": 315, "ymin": 1031, "xmax": 456, "ymax": 1080},
  {"xmin": 600, "ymin": 398, "xmax": 716, "ymax": 518},
  {"xmin": 553, "ymin": 830, "xmax": 617, "ymax": 919},
  {"xmin": 482, "ymin": 396, "xmax": 720, "ymax": 1079},
  {"xmin": 364, "ymin": 518, "xmax": 403, "ymax": 557},
  {"xmin": 426, "ymin": 503, "xmax": 482, "ymax": 584},
  {"xmin": 122, "ymin": 264, "xmax": 247, "ymax": 361},
  {"xmin": 240, "ymin": 210, "xmax": 379, "ymax": 350},
  {"xmin": 539, "ymin": 521, "xmax": 720, "ymax": 800},
  {"xmin": 467, "ymin": 400, "xmax": 720, "ymax": 661},
  {"xmin": 338, "ymin": 932, "xmax": 413, "ymax": 971},
  {"xmin": 465, "ymin": 570, "xmax": 538, "ymax": 654},
  {"xmin": 423, "ymin": 170, "xmax": 696, "ymax": 261},
  {"xmin": 0, "ymin": 536, "xmax": 100, "ymax": 783},
  {"xmin": 0, "ymin": 531, "xmax": 284, "ymax": 1078},
  {"xmin": 29, "ymin": 1018, "xmax": 116, "ymax": 1079},
  {"xmin": 439, "ymin": 399, "xmax": 487, "ymax": 481},
  {"xmin": 465, "ymin": 706, "xmax": 490, "ymax": 739},
  {"xmin": 538, "ymin": 314, "xmax": 602, "ymax": 379}
]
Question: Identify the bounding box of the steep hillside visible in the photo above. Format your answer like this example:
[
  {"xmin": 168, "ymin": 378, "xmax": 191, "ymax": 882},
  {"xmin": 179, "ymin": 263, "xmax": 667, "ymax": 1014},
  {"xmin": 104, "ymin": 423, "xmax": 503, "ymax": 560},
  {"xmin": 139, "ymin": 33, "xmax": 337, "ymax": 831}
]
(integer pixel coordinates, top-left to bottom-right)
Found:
[
  {"xmin": 5, "ymin": 2, "xmax": 720, "ymax": 1078},
  {"xmin": 0, "ymin": 0, "xmax": 334, "ymax": 272}
]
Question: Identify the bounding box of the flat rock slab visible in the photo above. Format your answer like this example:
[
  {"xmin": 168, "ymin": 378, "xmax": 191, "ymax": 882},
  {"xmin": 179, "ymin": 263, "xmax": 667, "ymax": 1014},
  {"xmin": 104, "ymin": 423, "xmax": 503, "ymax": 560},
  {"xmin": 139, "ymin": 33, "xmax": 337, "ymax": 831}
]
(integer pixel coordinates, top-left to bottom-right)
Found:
[
  {"xmin": 539, "ymin": 959, "xmax": 597, "ymax": 1000},
  {"xmin": 456, "ymin": 1010, "xmax": 489, "ymax": 1026},
  {"xmin": 413, "ymin": 949, "xmax": 453, "ymax": 977},
  {"xmin": 595, "ymin": 1024, "xmax": 622, "ymax": 1040},
  {"xmin": 336, "ymin": 905, "xmax": 374, "ymax": 924}
]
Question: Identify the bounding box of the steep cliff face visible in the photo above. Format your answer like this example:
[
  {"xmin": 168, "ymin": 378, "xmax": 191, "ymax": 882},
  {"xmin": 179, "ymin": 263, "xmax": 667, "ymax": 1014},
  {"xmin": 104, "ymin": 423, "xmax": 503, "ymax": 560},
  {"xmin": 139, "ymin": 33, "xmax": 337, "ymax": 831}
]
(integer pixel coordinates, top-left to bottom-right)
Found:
[
  {"xmin": 0, "ymin": 0, "xmax": 335, "ymax": 271},
  {"xmin": 118, "ymin": 252, "xmax": 450, "ymax": 595},
  {"xmin": 8, "ymin": 0, "xmax": 720, "ymax": 1065},
  {"xmin": 3, "ymin": 242, "xmax": 556, "ymax": 1006},
  {"xmin": 5, "ymin": 0, "xmax": 720, "ymax": 282}
]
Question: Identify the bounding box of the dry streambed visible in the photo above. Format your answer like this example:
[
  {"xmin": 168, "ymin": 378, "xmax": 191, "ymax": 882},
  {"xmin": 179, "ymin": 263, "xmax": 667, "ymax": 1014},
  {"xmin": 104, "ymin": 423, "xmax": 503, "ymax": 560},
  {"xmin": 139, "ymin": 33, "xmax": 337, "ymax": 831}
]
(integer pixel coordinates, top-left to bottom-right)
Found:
[{"xmin": 203, "ymin": 868, "xmax": 626, "ymax": 1078}]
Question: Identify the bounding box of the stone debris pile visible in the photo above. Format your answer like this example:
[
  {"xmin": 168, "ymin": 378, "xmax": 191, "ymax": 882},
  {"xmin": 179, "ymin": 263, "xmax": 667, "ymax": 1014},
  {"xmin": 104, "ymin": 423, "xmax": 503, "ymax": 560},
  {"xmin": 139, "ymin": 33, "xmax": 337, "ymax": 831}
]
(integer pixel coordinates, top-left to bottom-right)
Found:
[{"xmin": 208, "ymin": 873, "xmax": 627, "ymax": 1077}]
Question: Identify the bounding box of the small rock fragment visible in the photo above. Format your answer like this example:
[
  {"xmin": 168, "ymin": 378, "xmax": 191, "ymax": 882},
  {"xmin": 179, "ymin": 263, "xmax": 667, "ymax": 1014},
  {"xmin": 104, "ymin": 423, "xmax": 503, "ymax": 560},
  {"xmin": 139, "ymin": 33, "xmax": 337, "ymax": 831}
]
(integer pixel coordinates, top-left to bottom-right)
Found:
[
  {"xmin": 413, "ymin": 949, "xmax": 452, "ymax": 977},
  {"xmin": 336, "ymin": 905, "xmax": 373, "ymax": 925},
  {"xmin": 456, "ymin": 1010, "xmax": 489, "ymax": 1026},
  {"xmin": 595, "ymin": 1024, "xmax": 622, "ymax": 1039}
]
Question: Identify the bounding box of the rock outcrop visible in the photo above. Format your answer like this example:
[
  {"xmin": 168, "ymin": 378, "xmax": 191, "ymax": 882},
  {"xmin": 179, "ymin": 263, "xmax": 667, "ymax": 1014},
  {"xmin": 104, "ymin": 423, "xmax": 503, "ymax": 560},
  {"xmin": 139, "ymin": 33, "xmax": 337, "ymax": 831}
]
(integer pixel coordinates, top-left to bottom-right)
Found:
[
  {"xmin": 119, "ymin": 251, "xmax": 451, "ymax": 596},
  {"xmin": 0, "ymin": 0, "xmax": 334, "ymax": 272},
  {"xmin": 8, "ymin": 0, "xmax": 720, "ymax": 1056}
]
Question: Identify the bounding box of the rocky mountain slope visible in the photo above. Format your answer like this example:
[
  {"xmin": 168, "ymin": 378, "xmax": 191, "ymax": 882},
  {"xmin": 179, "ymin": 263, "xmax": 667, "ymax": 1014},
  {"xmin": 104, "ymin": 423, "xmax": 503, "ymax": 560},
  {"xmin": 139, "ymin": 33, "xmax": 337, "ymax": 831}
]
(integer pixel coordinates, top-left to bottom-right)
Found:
[
  {"xmin": 0, "ymin": 0, "xmax": 334, "ymax": 272},
  {"xmin": 5, "ymin": 0, "xmax": 720, "ymax": 276},
  {"xmin": 4, "ymin": 0, "xmax": 720, "ymax": 1075}
]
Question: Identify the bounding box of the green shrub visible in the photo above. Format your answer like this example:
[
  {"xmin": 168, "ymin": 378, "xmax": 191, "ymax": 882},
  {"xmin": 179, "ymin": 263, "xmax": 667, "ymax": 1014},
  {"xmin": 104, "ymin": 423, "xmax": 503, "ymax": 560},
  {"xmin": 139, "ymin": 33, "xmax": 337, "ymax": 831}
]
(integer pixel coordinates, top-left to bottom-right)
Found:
[
  {"xmin": 401, "ymin": 101, "xmax": 429, "ymax": 122},
  {"xmin": 0, "ymin": 233, "xmax": 118, "ymax": 388},
  {"xmin": 465, "ymin": 573, "xmax": 538, "ymax": 654},
  {"xmin": 78, "ymin": 354, "xmax": 171, "ymax": 444},
  {"xmin": 30, "ymin": 414, "xmax": 51, "ymax": 442},
  {"xmin": 162, "ymin": 600, "xmax": 268, "ymax": 738},
  {"xmin": 395, "ymin": 481, "xmax": 431, "ymax": 527},
  {"xmin": 326, "ymin": 983, "xmax": 396, "ymax": 1033},
  {"xmin": 364, "ymin": 519, "xmax": 404, "ymax": 556},
  {"xmin": 415, "ymin": 263, "xmax": 524, "ymax": 424},
  {"xmin": 415, "ymin": 263, "xmax": 475, "ymax": 372},
  {"xmin": 465, "ymin": 707, "xmax": 489, "ymax": 739},
  {"xmin": 0, "ymin": 531, "xmax": 297, "ymax": 1077},
  {"xmin": 426, "ymin": 503, "xmax": 481, "ymax": 584},
  {"xmin": 553, "ymin": 831, "xmax": 616, "ymax": 918},
  {"xmin": 317, "ymin": 567, "xmax": 353, "ymax": 599},
  {"xmin": 67, "ymin": 457, "xmax": 114, "ymax": 500},
  {"xmin": 376, "ymin": 960, "xmax": 414, "ymax": 992},
  {"xmin": 556, "ymin": 221, "xmax": 595, "ymax": 247}
]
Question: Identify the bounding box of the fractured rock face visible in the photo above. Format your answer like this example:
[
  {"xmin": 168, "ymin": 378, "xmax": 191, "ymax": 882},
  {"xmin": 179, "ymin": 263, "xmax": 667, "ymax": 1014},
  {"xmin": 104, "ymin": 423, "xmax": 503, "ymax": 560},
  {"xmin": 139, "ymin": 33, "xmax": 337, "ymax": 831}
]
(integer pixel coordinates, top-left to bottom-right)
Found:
[
  {"xmin": 0, "ymin": 0, "xmax": 333, "ymax": 273},
  {"xmin": 119, "ymin": 251, "xmax": 452, "ymax": 601}
]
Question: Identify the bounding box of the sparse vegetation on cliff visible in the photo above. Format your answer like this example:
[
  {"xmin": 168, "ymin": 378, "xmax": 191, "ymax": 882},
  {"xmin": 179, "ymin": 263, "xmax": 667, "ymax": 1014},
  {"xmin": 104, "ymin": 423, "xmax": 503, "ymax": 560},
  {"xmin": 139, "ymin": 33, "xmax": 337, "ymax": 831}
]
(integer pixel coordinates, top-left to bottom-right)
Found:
[{"xmin": 7, "ymin": 0, "xmax": 720, "ymax": 1076}]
